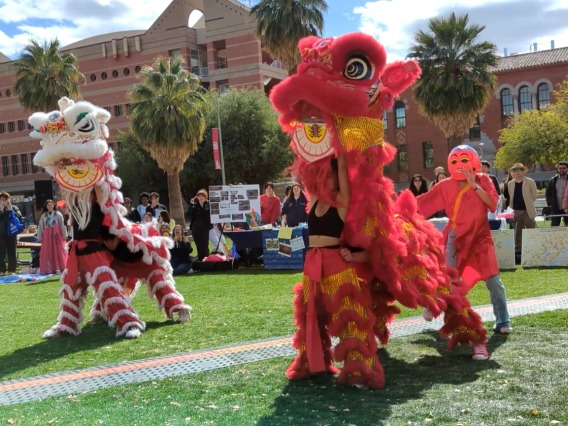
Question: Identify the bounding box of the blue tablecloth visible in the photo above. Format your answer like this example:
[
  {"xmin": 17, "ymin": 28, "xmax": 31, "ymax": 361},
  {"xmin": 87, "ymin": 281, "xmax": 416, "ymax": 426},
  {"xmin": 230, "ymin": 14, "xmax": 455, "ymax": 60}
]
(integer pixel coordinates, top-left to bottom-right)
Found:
[{"xmin": 223, "ymin": 230, "xmax": 265, "ymax": 250}]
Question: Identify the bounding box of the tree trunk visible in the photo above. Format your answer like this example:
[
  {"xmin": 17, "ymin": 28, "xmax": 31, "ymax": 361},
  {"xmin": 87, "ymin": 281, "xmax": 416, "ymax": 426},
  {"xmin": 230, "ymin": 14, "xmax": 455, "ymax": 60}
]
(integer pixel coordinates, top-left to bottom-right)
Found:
[{"xmin": 167, "ymin": 168, "xmax": 186, "ymax": 229}]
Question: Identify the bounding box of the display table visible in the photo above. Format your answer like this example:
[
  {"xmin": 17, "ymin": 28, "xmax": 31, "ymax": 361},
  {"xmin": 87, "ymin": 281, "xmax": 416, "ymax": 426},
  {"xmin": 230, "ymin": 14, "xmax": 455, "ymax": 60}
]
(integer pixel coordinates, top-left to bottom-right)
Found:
[
  {"xmin": 223, "ymin": 230, "xmax": 264, "ymax": 251},
  {"xmin": 261, "ymin": 227, "xmax": 309, "ymax": 270}
]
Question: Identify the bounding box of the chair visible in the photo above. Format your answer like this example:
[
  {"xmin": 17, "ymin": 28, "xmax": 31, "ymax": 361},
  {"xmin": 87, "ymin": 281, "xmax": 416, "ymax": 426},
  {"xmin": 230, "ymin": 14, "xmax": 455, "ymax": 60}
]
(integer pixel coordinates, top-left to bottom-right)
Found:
[{"xmin": 17, "ymin": 234, "xmax": 39, "ymax": 267}]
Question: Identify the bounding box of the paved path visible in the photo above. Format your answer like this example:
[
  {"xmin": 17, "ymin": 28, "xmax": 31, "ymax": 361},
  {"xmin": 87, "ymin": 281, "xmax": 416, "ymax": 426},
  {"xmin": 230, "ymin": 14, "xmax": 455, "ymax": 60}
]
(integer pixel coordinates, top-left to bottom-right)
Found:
[{"xmin": 1, "ymin": 292, "xmax": 568, "ymax": 406}]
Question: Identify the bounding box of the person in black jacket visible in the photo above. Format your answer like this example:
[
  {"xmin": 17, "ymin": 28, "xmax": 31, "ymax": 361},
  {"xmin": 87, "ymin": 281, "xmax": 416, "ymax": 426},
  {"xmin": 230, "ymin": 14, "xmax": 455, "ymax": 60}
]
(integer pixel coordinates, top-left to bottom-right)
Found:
[
  {"xmin": 123, "ymin": 197, "xmax": 141, "ymax": 223},
  {"xmin": 545, "ymin": 161, "xmax": 568, "ymax": 226},
  {"xmin": 0, "ymin": 192, "xmax": 22, "ymax": 275},
  {"xmin": 187, "ymin": 189, "xmax": 211, "ymax": 260},
  {"xmin": 281, "ymin": 183, "xmax": 308, "ymax": 227}
]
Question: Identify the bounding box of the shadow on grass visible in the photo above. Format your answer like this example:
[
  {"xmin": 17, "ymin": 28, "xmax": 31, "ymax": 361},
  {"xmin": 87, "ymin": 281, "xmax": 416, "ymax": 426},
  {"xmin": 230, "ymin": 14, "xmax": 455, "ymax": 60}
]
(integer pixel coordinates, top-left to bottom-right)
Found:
[
  {"xmin": 257, "ymin": 332, "xmax": 506, "ymax": 426},
  {"xmin": 0, "ymin": 319, "xmax": 173, "ymax": 380}
]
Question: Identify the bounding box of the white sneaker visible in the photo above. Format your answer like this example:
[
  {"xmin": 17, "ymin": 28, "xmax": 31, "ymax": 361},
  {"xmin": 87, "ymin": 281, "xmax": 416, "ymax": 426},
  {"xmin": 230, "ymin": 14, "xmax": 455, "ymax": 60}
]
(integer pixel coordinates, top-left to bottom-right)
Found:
[{"xmin": 495, "ymin": 326, "xmax": 512, "ymax": 334}]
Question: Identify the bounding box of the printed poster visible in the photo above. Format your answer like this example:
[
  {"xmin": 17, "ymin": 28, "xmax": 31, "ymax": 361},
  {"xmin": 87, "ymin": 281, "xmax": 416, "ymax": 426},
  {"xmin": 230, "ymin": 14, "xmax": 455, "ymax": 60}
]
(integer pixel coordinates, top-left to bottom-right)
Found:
[
  {"xmin": 209, "ymin": 184, "xmax": 260, "ymax": 224},
  {"xmin": 521, "ymin": 227, "xmax": 568, "ymax": 267}
]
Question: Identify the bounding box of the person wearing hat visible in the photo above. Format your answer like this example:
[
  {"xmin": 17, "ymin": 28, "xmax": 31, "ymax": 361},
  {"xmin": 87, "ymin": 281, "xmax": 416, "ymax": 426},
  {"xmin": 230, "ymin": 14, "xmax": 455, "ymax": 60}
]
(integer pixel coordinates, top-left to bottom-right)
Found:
[{"xmin": 506, "ymin": 163, "xmax": 538, "ymax": 264}]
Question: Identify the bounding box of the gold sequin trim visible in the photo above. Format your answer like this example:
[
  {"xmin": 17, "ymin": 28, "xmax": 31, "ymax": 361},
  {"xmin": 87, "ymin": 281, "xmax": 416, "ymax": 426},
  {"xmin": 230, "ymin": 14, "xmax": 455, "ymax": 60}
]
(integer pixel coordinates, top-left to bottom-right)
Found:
[
  {"xmin": 332, "ymin": 115, "xmax": 384, "ymax": 152},
  {"xmin": 402, "ymin": 265, "xmax": 428, "ymax": 281}
]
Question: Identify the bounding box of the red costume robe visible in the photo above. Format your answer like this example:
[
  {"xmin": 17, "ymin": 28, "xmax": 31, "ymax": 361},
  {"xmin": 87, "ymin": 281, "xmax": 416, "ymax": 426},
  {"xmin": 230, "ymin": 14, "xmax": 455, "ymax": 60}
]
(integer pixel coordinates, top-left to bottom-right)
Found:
[{"xmin": 416, "ymin": 173, "xmax": 499, "ymax": 288}]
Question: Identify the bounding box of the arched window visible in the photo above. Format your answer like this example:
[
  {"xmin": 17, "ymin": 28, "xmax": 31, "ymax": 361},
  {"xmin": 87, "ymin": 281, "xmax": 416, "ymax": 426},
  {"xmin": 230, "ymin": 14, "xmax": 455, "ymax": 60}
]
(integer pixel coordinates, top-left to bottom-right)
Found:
[
  {"xmin": 537, "ymin": 83, "xmax": 550, "ymax": 110},
  {"xmin": 394, "ymin": 102, "xmax": 406, "ymax": 128},
  {"xmin": 500, "ymin": 88, "xmax": 514, "ymax": 116},
  {"xmin": 518, "ymin": 85, "xmax": 532, "ymax": 113}
]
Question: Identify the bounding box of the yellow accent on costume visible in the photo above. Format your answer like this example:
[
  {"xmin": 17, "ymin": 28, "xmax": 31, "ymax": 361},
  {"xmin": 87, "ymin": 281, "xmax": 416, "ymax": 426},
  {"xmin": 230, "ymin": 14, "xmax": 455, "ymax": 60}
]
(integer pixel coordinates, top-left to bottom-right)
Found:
[{"xmin": 333, "ymin": 116, "xmax": 384, "ymax": 152}]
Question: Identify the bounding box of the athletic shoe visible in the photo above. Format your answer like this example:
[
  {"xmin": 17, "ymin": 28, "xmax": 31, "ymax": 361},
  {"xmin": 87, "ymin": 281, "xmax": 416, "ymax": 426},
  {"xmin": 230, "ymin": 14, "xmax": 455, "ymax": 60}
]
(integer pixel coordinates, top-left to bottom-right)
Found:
[
  {"xmin": 472, "ymin": 343, "xmax": 489, "ymax": 361},
  {"xmin": 495, "ymin": 326, "xmax": 513, "ymax": 334}
]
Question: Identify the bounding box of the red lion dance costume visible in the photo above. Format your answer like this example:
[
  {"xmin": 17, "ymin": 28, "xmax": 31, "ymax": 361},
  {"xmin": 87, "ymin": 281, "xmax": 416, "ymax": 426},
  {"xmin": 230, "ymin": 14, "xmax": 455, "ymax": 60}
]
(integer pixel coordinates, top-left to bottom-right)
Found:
[
  {"xmin": 270, "ymin": 33, "xmax": 488, "ymax": 388},
  {"xmin": 31, "ymin": 97, "xmax": 190, "ymax": 339}
]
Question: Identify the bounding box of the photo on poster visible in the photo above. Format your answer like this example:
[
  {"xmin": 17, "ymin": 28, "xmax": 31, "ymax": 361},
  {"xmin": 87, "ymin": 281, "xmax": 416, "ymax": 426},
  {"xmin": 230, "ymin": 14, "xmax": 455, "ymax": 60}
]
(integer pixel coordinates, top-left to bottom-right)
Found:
[
  {"xmin": 210, "ymin": 204, "xmax": 220, "ymax": 215},
  {"xmin": 265, "ymin": 238, "xmax": 279, "ymax": 251},
  {"xmin": 210, "ymin": 196, "xmax": 221, "ymax": 203},
  {"xmin": 220, "ymin": 201, "xmax": 231, "ymax": 209},
  {"xmin": 221, "ymin": 192, "xmax": 229, "ymax": 201},
  {"xmin": 246, "ymin": 189, "xmax": 259, "ymax": 199},
  {"xmin": 209, "ymin": 185, "xmax": 223, "ymax": 192},
  {"xmin": 290, "ymin": 236, "xmax": 305, "ymax": 252},
  {"xmin": 219, "ymin": 214, "xmax": 231, "ymax": 220},
  {"xmin": 232, "ymin": 213, "xmax": 244, "ymax": 221},
  {"xmin": 278, "ymin": 242, "xmax": 292, "ymax": 257},
  {"xmin": 238, "ymin": 200, "xmax": 251, "ymax": 211}
]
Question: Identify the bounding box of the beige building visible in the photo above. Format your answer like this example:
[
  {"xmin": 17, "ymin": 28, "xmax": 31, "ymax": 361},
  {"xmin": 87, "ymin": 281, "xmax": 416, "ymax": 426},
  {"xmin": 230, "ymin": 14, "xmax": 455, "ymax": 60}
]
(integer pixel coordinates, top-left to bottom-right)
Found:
[{"xmin": 0, "ymin": 0, "xmax": 287, "ymax": 216}]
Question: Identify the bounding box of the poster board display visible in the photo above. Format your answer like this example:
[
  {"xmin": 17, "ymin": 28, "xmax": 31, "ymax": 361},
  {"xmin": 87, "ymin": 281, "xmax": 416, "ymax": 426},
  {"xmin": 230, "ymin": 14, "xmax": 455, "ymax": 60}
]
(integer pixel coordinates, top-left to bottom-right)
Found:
[
  {"xmin": 491, "ymin": 229, "xmax": 515, "ymax": 270},
  {"xmin": 209, "ymin": 184, "xmax": 261, "ymax": 225},
  {"xmin": 521, "ymin": 227, "xmax": 568, "ymax": 267}
]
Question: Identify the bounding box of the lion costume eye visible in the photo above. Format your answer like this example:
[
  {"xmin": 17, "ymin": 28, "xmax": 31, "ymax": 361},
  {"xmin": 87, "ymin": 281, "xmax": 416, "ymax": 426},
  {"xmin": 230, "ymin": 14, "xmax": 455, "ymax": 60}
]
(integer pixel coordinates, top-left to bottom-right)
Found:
[
  {"xmin": 343, "ymin": 54, "xmax": 373, "ymax": 80},
  {"xmin": 77, "ymin": 118, "xmax": 96, "ymax": 133}
]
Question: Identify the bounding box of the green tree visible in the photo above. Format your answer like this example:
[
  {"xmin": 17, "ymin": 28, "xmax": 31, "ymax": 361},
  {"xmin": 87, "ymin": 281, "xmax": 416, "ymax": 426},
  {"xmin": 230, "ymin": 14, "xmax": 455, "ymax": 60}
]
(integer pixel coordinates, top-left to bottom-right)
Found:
[
  {"xmin": 181, "ymin": 89, "xmax": 293, "ymax": 194},
  {"xmin": 115, "ymin": 132, "xmax": 167, "ymax": 204},
  {"xmin": 125, "ymin": 56, "xmax": 209, "ymax": 228},
  {"xmin": 13, "ymin": 39, "xmax": 84, "ymax": 112},
  {"xmin": 495, "ymin": 110, "xmax": 568, "ymax": 170},
  {"xmin": 250, "ymin": 0, "xmax": 328, "ymax": 71},
  {"xmin": 407, "ymin": 13, "xmax": 497, "ymax": 150}
]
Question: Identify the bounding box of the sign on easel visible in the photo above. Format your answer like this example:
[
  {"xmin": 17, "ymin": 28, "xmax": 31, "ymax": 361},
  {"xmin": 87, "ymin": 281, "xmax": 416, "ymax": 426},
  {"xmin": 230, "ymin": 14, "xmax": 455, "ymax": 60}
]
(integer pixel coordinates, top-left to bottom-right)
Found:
[{"xmin": 208, "ymin": 184, "xmax": 261, "ymax": 225}]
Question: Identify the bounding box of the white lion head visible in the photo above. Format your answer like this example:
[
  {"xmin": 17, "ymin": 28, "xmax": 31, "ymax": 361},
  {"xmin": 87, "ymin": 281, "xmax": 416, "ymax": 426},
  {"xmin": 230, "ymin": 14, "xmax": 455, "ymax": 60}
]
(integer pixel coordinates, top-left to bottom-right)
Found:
[{"xmin": 30, "ymin": 97, "xmax": 111, "ymax": 171}]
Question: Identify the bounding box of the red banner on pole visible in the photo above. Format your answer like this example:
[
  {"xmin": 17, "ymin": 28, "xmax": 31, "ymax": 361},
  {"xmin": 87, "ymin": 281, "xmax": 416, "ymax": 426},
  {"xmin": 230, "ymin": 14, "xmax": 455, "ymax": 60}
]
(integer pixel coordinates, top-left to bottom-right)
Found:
[{"xmin": 212, "ymin": 128, "xmax": 221, "ymax": 170}]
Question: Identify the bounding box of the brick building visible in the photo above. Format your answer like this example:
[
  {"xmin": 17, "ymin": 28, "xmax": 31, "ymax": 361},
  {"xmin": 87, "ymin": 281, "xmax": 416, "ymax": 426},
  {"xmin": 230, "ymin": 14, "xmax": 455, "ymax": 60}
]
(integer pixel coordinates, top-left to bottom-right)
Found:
[
  {"xmin": 0, "ymin": 0, "xmax": 287, "ymax": 217},
  {"xmin": 1, "ymin": 0, "xmax": 567, "ymax": 206},
  {"xmin": 384, "ymin": 43, "xmax": 568, "ymax": 192}
]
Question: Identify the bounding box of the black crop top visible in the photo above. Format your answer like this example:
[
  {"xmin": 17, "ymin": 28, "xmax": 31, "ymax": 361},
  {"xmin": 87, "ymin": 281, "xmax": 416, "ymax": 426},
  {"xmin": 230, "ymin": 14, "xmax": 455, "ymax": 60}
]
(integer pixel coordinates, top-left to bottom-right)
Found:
[{"xmin": 308, "ymin": 201, "xmax": 344, "ymax": 238}]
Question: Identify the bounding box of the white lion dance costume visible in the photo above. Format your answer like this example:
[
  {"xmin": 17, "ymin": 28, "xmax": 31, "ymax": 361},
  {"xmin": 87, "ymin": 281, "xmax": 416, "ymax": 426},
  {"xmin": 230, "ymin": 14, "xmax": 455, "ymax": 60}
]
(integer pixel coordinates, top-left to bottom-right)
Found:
[{"xmin": 31, "ymin": 97, "xmax": 190, "ymax": 339}]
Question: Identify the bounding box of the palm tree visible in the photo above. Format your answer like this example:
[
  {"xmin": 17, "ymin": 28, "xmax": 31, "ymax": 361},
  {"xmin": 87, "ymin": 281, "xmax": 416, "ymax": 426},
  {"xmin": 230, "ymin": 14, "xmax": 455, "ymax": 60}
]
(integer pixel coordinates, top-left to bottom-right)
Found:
[
  {"xmin": 250, "ymin": 0, "xmax": 328, "ymax": 71},
  {"xmin": 407, "ymin": 13, "xmax": 498, "ymax": 150},
  {"xmin": 125, "ymin": 56, "xmax": 209, "ymax": 228},
  {"xmin": 13, "ymin": 39, "xmax": 84, "ymax": 112}
]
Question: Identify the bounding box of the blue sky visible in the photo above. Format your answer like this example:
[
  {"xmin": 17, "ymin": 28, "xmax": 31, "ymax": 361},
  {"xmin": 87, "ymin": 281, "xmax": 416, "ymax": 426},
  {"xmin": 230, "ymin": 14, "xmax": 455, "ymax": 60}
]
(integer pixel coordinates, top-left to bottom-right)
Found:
[{"xmin": 1, "ymin": 0, "xmax": 568, "ymax": 61}]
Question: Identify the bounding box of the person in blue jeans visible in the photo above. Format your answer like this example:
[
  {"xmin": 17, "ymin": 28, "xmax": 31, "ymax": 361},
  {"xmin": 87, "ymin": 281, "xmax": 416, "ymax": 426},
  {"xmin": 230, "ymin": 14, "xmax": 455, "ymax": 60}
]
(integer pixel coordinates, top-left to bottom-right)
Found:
[{"xmin": 417, "ymin": 145, "xmax": 512, "ymax": 361}]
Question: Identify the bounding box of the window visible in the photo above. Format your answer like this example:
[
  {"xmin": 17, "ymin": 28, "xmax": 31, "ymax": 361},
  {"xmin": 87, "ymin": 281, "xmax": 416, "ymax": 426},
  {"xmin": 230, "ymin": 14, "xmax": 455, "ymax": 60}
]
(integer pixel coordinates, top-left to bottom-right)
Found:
[
  {"xmin": 218, "ymin": 56, "xmax": 227, "ymax": 69},
  {"xmin": 90, "ymin": 74, "xmax": 97, "ymax": 82},
  {"xmin": 219, "ymin": 83, "xmax": 230, "ymax": 94},
  {"xmin": 8, "ymin": 122, "xmax": 15, "ymax": 132},
  {"xmin": 169, "ymin": 49, "xmax": 182, "ymax": 59},
  {"xmin": 190, "ymin": 49, "xmax": 201, "ymax": 74},
  {"xmin": 32, "ymin": 153, "xmax": 41, "ymax": 173},
  {"xmin": 537, "ymin": 83, "xmax": 550, "ymax": 110},
  {"xmin": 469, "ymin": 115, "xmax": 481, "ymax": 139},
  {"xmin": 422, "ymin": 142, "xmax": 434, "ymax": 169},
  {"xmin": 0, "ymin": 123, "xmax": 5, "ymax": 133},
  {"xmin": 21, "ymin": 154, "xmax": 29, "ymax": 174},
  {"xmin": 518, "ymin": 85, "xmax": 532, "ymax": 112},
  {"xmin": 17, "ymin": 120, "xmax": 26, "ymax": 131},
  {"xmin": 135, "ymin": 65, "xmax": 141, "ymax": 74},
  {"xmin": 123, "ymin": 68, "xmax": 131, "ymax": 76},
  {"xmin": 6, "ymin": 89, "xmax": 11, "ymax": 97},
  {"xmin": 397, "ymin": 144, "xmax": 408, "ymax": 172},
  {"xmin": 112, "ymin": 70, "xmax": 119, "ymax": 78},
  {"xmin": 394, "ymin": 102, "xmax": 406, "ymax": 128},
  {"xmin": 500, "ymin": 88, "xmax": 514, "ymax": 116},
  {"xmin": 101, "ymin": 72, "xmax": 107, "ymax": 80},
  {"xmin": 383, "ymin": 111, "xmax": 388, "ymax": 130},
  {"xmin": 1, "ymin": 156, "xmax": 8, "ymax": 177},
  {"xmin": 103, "ymin": 106, "xmax": 111, "ymax": 114},
  {"xmin": 11, "ymin": 155, "xmax": 19, "ymax": 175},
  {"xmin": 125, "ymin": 103, "xmax": 132, "ymax": 114},
  {"xmin": 114, "ymin": 105, "xmax": 122, "ymax": 117}
]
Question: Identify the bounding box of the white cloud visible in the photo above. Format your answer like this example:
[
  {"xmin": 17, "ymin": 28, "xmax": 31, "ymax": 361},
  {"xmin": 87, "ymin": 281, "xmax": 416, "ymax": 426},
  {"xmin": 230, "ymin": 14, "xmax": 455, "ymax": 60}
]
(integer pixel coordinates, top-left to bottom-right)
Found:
[{"xmin": 353, "ymin": 0, "xmax": 568, "ymax": 61}]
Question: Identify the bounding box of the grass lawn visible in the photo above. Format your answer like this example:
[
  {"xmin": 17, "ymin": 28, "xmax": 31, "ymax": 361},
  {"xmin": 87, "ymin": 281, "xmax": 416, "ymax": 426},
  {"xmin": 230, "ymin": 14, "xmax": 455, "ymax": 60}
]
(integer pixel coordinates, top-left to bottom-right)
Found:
[
  {"xmin": 0, "ymin": 265, "xmax": 567, "ymax": 383},
  {"xmin": 0, "ymin": 310, "xmax": 566, "ymax": 425}
]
